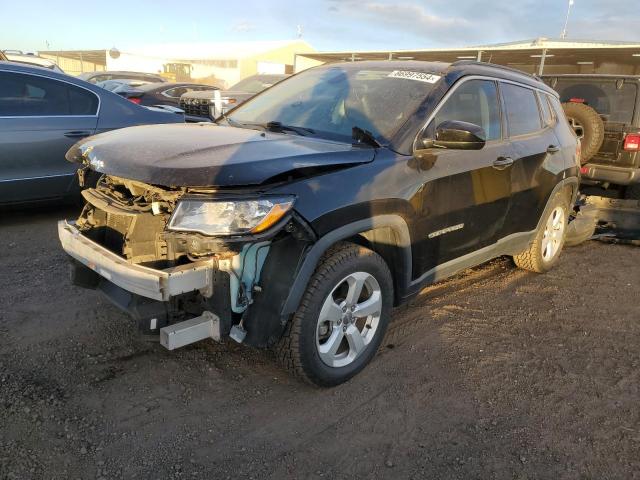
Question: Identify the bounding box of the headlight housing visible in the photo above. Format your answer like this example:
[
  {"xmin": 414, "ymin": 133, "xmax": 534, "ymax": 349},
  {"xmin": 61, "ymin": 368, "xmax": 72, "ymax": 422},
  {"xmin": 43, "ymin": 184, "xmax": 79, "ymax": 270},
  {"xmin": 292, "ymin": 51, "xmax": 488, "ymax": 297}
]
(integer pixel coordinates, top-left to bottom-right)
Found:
[{"xmin": 167, "ymin": 197, "xmax": 294, "ymax": 236}]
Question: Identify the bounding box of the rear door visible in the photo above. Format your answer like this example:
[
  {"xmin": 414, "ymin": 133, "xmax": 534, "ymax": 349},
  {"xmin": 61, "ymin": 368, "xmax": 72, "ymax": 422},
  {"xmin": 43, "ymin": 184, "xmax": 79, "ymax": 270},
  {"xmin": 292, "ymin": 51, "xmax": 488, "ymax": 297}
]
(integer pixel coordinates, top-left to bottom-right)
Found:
[
  {"xmin": 0, "ymin": 71, "xmax": 99, "ymax": 203},
  {"xmin": 499, "ymin": 82, "xmax": 563, "ymax": 236}
]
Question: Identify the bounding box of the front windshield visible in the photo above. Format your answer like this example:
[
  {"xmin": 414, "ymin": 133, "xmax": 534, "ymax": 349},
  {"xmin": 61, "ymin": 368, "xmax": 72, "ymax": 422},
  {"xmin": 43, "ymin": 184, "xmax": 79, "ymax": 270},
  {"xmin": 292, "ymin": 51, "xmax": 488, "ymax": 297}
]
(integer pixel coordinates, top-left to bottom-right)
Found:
[{"xmin": 227, "ymin": 65, "xmax": 439, "ymax": 142}]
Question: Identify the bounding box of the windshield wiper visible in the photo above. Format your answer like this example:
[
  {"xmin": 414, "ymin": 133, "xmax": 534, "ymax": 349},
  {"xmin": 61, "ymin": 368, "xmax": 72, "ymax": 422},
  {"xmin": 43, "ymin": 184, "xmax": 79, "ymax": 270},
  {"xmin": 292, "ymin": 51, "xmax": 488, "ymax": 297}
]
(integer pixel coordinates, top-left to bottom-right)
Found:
[
  {"xmin": 247, "ymin": 121, "xmax": 315, "ymax": 137},
  {"xmin": 352, "ymin": 126, "xmax": 381, "ymax": 148}
]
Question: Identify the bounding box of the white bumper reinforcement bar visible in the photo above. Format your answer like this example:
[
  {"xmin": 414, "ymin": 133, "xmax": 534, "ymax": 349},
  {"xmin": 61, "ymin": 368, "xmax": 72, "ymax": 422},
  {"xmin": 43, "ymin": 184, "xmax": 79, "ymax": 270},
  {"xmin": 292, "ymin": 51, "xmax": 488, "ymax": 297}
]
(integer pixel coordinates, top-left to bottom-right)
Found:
[{"xmin": 58, "ymin": 220, "xmax": 214, "ymax": 301}]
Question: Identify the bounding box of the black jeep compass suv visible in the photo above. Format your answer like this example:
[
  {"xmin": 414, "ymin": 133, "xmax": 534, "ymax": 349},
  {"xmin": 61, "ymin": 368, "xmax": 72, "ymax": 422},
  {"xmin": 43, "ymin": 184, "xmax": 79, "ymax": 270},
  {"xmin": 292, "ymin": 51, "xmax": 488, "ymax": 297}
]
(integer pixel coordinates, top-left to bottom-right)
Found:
[{"xmin": 59, "ymin": 61, "xmax": 580, "ymax": 386}]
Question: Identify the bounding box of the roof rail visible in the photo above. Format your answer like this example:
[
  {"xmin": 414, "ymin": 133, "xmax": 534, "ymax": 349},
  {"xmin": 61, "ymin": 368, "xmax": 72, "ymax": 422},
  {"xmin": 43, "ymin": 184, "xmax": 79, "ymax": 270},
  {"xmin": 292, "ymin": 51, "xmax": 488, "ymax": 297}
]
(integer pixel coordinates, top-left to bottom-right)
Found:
[{"xmin": 450, "ymin": 60, "xmax": 542, "ymax": 82}]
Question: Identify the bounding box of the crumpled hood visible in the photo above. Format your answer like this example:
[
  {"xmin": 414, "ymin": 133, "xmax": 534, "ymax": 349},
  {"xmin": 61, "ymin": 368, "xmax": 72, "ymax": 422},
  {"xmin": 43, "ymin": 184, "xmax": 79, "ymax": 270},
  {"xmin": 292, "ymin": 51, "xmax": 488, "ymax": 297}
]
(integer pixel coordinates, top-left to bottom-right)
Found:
[{"xmin": 66, "ymin": 123, "xmax": 374, "ymax": 187}]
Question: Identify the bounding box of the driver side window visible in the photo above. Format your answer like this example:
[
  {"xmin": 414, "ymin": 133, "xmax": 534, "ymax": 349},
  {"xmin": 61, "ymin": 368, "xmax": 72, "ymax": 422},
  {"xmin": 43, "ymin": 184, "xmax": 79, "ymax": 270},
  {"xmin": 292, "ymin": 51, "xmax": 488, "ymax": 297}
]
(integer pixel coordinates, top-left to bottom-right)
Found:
[{"xmin": 427, "ymin": 79, "xmax": 502, "ymax": 141}]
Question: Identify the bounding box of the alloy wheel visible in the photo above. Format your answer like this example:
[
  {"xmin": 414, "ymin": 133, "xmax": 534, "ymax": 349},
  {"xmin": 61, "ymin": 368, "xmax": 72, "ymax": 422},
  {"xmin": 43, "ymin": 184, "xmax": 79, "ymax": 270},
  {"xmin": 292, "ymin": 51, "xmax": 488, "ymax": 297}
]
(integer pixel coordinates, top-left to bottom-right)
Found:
[
  {"xmin": 542, "ymin": 206, "xmax": 566, "ymax": 262},
  {"xmin": 315, "ymin": 271, "xmax": 382, "ymax": 368}
]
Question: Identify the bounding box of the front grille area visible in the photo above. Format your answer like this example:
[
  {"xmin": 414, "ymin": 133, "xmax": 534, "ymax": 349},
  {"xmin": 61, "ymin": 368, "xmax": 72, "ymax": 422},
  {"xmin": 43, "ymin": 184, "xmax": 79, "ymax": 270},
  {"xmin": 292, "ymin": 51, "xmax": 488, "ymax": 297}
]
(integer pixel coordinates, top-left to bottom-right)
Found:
[
  {"xmin": 86, "ymin": 209, "xmax": 167, "ymax": 264},
  {"xmin": 179, "ymin": 97, "xmax": 211, "ymax": 119}
]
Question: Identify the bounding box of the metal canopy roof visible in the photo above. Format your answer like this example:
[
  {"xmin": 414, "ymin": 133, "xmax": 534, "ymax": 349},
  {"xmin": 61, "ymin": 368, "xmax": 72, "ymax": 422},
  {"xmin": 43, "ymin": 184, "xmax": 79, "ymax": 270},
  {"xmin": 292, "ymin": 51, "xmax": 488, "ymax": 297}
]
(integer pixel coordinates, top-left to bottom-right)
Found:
[
  {"xmin": 39, "ymin": 50, "xmax": 107, "ymax": 66},
  {"xmin": 298, "ymin": 38, "xmax": 640, "ymax": 75}
]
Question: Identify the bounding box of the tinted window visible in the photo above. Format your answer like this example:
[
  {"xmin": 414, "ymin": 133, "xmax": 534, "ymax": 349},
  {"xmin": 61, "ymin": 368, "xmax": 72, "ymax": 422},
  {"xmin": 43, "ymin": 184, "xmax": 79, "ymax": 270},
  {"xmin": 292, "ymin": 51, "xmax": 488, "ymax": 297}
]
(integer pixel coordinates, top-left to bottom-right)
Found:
[
  {"xmin": 0, "ymin": 72, "xmax": 98, "ymax": 116},
  {"xmin": 430, "ymin": 79, "xmax": 502, "ymax": 141},
  {"xmin": 549, "ymin": 78, "xmax": 637, "ymax": 124},
  {"xmin": 538, "ymin": 92, "xmax": 553, "ymax": 126},
  {"xmin": 163, "ymin": 86, "xmax": 210, "ymax": 98},
  {"xmin": 90, "ymin": 75, "xmax": 110, "ymax": 84},
  {"xmin": 502, "ymin": 83, "xmax": 542, "ymax": 137},
  {"xmin": 230, "ymin": 75, "xmax": 288, "ymax": 93}
]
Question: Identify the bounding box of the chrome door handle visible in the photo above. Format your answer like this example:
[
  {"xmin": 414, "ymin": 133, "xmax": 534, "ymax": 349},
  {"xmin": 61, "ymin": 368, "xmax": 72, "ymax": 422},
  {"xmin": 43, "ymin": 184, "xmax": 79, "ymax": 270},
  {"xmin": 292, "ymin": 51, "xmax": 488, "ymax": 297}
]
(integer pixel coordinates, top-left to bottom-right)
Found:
[
  {"xmin": 493, "ymin": 156, "xmax": 514, "ymax": 170},
  {"xmin": 547, "ymin": 145, "xmax": 561, "ymax": 153}
]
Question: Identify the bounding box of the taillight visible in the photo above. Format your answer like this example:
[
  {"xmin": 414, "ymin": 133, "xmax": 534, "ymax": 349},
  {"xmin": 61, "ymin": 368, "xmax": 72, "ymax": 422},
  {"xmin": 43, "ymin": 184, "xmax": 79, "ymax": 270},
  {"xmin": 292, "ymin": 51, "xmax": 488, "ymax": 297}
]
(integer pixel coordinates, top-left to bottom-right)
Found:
[
  {"xmin": 580, "ymin": 166, "xmax": 589, "ymax": 175},
  {"xmin": 128, "ymin": 97, "xmax": 142, "ymax": 105},
  {"xmin": 623, "ymin": 133, "xmax": 640, "ymax": 151},
  {"xmin": 569, "ymin": 97, "xmax": 585, "ymax": 103}
]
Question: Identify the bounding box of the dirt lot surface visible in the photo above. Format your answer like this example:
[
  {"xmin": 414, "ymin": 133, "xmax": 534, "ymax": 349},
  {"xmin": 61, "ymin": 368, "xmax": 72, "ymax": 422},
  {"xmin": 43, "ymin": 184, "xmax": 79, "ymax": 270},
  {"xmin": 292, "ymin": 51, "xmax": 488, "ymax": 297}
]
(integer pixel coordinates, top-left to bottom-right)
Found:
[{"xmin": 1, "ymin": 205, "xmax": 639, "ymax": 480}]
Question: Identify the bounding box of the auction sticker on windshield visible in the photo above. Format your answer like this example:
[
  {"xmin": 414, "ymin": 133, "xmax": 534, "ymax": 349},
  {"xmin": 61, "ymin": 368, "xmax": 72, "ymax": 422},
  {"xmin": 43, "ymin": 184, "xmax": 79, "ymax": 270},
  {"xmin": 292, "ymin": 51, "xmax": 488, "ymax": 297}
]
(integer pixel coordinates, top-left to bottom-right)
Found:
[{"xmin": 388, "ymin": 71, "xmax": 441, "ymax": 83}]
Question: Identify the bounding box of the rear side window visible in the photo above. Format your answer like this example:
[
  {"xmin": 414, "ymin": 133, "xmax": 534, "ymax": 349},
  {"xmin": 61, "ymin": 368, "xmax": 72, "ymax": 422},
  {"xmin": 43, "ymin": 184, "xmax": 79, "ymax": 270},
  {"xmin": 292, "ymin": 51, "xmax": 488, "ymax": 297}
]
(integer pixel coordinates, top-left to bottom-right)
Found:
[
  {"xmin": 0, "ymin": 72, "xmax": 98, "ymax": 116},
  {"xmin": 430, "ymin": 79, "xmax": 502, "ymax": 141},
  {"xmin": 501, "ymin": 83, "xmax": 542, "ymax": 137}
]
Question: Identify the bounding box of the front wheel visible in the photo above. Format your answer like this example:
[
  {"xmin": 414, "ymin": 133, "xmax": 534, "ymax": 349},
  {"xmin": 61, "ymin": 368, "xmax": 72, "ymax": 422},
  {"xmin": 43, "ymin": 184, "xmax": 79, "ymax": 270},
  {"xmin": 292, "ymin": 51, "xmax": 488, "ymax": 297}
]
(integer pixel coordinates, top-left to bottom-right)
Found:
[
  {"xmin": 276, "ymin": 242, "xmax": 393, "ymax": 387},
  {"xmin": 513, "ymin": 192, "xmax": 570, "ymax": 273}
]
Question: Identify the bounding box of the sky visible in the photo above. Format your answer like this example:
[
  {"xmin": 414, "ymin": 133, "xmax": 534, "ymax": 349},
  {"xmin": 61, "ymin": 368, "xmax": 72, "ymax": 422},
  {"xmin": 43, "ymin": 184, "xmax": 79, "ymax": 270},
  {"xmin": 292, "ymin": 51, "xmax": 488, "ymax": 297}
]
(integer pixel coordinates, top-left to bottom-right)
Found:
[{"xmin": 2, "ymin": 0, "xmax": 639, "ymax": 53}]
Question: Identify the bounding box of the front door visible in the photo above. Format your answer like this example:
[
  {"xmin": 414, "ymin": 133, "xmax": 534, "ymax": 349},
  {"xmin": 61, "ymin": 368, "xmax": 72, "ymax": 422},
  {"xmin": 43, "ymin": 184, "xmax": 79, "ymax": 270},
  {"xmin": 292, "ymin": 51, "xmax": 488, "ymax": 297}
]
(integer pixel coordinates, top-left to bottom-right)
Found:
[{"xmin": 415, "ymin": 78, "xmax": 513, "ymax": 271}]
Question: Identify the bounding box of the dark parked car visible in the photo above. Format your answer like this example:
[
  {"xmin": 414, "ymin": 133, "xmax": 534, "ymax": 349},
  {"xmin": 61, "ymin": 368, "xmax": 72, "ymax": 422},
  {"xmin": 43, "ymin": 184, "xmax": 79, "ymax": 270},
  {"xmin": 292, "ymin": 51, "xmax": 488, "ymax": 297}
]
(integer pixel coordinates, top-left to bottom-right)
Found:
[
  {"xmin": 59, "ymin": 61, "xmax": 579, "ymax": 386},
  {"xmin": 543, "ymin": 74, "xmax": 640, "ymax": 199},
  {"xmin": 179, "ymin": 73, "xmax": 288, "ymax": 121},
  {"xmin": 107, "ymin": 81, "xmax": 214, "ymax": 107},
  {"xmin": 0, "ymin": 62, "xmax": 184, "ymax": 204},
  {"xmin": 77, "ymin": 71, "xmax": 166, "ymax": 84}
]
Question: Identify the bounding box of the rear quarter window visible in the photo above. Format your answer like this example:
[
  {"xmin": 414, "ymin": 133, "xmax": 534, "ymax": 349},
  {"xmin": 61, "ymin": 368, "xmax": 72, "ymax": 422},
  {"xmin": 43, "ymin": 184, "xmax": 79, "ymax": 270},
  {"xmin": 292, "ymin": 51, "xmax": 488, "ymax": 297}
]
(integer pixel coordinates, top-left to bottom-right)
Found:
[
  {"xmin": 538, "ymin": 92, "xmax": 554, "ymax": 126},
  {"xmin": 501, "ymin": 83, "xmax": 542, "ymax": 137}
]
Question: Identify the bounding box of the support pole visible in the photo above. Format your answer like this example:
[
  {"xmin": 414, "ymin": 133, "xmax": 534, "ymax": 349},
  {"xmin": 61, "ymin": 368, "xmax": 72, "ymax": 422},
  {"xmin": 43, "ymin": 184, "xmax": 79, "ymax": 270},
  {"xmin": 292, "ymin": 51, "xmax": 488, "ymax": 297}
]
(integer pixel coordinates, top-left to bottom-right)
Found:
[
  {"xmin": 476, "ymin": 50, "xmax": 483, "ymax": 62},
  {"xmin": 538, "ymin": 49, "xmax": 547, "ymax": 76}
]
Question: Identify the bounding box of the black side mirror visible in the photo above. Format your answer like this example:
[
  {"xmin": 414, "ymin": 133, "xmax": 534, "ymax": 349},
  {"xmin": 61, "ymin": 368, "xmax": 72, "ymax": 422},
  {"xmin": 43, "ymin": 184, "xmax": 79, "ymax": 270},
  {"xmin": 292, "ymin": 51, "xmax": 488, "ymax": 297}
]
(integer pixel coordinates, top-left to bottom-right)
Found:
[{"xmin": 422, "ymin": 120, "xmax": 487, "ymax": 151}]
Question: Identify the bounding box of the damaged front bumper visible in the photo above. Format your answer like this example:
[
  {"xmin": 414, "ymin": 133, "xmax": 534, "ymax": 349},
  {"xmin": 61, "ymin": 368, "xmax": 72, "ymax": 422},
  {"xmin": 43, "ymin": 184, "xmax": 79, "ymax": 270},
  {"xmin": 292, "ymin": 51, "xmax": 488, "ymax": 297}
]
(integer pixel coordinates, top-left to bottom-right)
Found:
[{"xmin": 58, "ymin": 220, "xmax": 215, "ymax": 302}]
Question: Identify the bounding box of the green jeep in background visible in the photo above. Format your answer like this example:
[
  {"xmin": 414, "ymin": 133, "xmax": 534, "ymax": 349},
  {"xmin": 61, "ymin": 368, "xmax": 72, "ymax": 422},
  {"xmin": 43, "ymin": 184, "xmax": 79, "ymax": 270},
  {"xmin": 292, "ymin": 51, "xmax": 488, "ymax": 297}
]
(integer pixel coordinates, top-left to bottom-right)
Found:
[{"xmin": 543, "ymin": 74, "xmax": 640, "ymax": 199}]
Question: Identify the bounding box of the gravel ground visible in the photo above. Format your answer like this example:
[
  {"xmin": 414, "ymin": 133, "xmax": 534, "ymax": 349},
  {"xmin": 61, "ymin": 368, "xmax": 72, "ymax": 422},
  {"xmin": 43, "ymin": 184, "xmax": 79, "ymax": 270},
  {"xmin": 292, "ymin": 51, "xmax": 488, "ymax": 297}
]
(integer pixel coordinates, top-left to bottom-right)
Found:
[{"xmin": 1, "ymin": 205, "xmax": 639, "ymax": 480}]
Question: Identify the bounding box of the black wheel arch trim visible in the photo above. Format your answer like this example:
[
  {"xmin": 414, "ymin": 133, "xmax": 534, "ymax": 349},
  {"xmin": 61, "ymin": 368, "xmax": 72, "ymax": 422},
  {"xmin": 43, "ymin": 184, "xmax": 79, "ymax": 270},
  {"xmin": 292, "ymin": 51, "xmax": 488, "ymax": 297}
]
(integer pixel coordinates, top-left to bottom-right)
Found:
[{"xmin": 280, "ymin": 214, "xmax": 412, "ymax": 317}]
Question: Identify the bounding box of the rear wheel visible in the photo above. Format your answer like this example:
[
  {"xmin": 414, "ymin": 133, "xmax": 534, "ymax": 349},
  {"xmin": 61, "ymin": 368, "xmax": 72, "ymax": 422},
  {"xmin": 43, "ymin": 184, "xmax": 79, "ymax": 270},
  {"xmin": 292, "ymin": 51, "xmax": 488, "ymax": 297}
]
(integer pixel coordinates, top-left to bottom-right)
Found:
[
  {"xmin": 561, "ymin": 102, "xmax": 604, "ymax": 164},
  {"xmin": 514, "ymin": 192, "xmax": 570, "ymax": 273},
  {"xmin": 276, "ymin": 242, "xmax": 393, "ymax": 387}
]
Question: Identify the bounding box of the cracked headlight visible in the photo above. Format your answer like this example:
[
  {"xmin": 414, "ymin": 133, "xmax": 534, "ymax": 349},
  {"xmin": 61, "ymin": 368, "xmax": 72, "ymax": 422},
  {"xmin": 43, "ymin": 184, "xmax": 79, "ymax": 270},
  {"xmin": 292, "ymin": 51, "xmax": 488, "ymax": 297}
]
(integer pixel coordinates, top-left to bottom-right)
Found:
[{"xmin": 168, "ymin": 197, "xmax": 294, "ymax": 236}]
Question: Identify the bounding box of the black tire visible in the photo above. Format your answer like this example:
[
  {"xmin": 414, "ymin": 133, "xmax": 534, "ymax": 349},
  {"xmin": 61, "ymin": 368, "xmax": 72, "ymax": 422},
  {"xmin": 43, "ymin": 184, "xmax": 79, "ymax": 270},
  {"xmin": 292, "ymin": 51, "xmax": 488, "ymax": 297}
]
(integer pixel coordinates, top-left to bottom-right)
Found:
[
  {"xmin": 561, "ymin": 102, "xmax": 604, "ymax": 165},
  {"xmin": 513, "ymin": 192, "xmax": 570, "ymax": 273},
  {"xmin": 275, "ymin": 242, "xmax": 393, "ymax": 387},
  {"xmin": 624, "ymin": 184, "xmax": 640, "ymax": 200}
]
